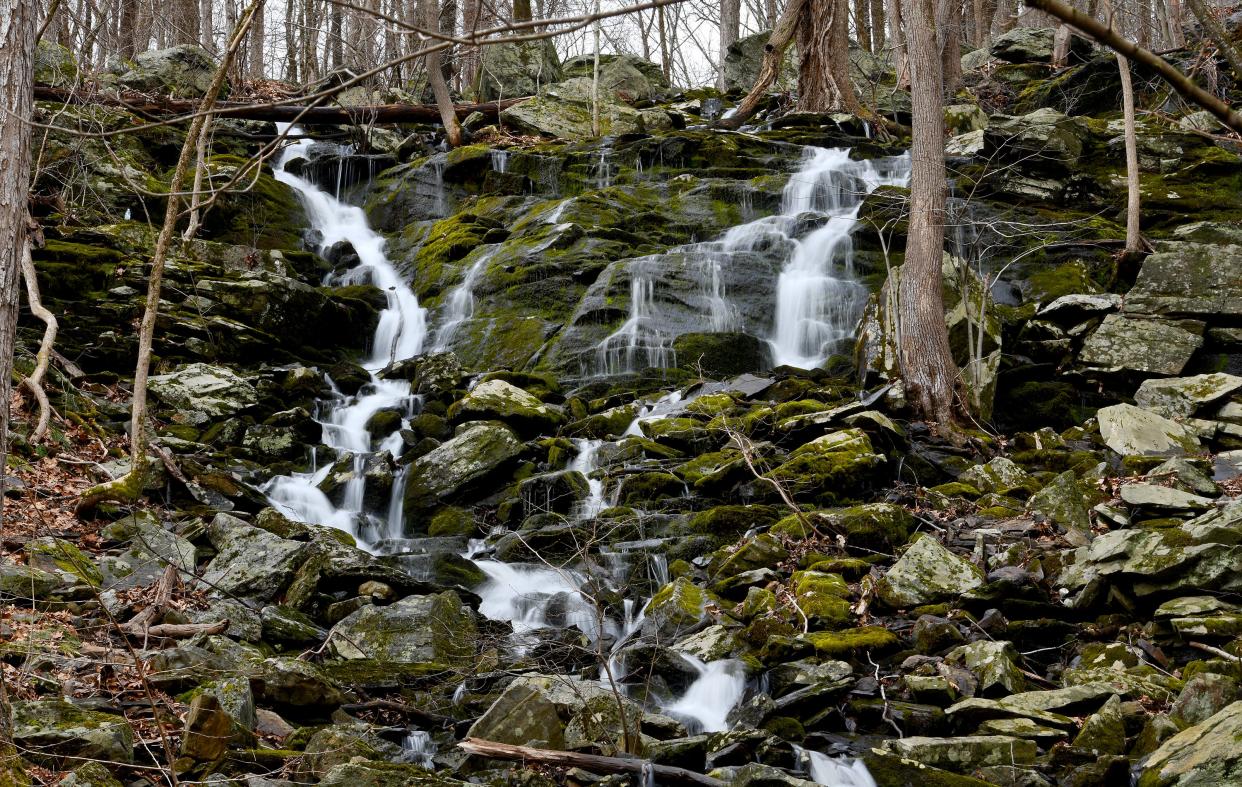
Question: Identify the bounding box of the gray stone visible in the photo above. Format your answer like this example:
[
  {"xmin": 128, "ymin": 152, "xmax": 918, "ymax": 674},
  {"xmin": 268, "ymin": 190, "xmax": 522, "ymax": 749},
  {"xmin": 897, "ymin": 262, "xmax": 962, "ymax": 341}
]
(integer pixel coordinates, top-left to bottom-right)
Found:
[
  {"xmin": 328, "ymin": 591, "xmax": 477, "ymax": 662},
  {"xmin": 723, "ymin": 29, "xmax": 797, "ymax": 92},
  {"xmin": 1027, "ymin": 470, "xmax": 1094, "ymax": 543},
  {"xmin": 403, "ymin": 421, "xmax": 523, "ymax": 512},
  {"xmin": 1125, "ymin": 242, "xmax": 1242, "ymax": 320},
  {"xmin": 500, "ymin": 88, "xmax": 646, "ymax": 139},
  {"xmin": 200, "ymin": 513, "xmax": 309, "ymax": 602},
  {"xmin": 1097, "ymin": 403, "xmax": 1203, "ymax": 457},
  {"xmin": 960, "ymin": 457, "xmax": 1035, "ymax": 497},
  {"xmin": 1170, "ymin": 673, "xmax": 1238, "ymax": 728},
  {"xmin": 1072, "ymin": 694, "xmax": 1126, "ymax": 754},
  {"xmin": 467, "ymin": 674, "xmax": 645, "ymax": 753},
  {"xmin": 1148, "ymin": 458, "xmax": 1220, "ymax": 496},
  {"xmin": 989, "ymin": 27, "xmax": 1090, "ymax": 63},
  {"xmin": 149, "ymin": 363, "xmax": 259, "ymax": 425},
  {"xmin": 1139, "ymin": 702, "xmax": 1242, "ymax": 786},
  {"xmin": 876, "ymin": 534, "xmax": 984, "ymax": 608},
  {"xmin": 1120, "ymin": 483, "xmax": 1215, "ymax": 512},
  {"xmin": 474, "ymin": 40, "xmax": 562, "ymax": 101},
  {"xmin": 882, "ymin": 735, "xmax": 1037, "ymax": 770},
  {"xmin": 1036, "ymin": 293, "xmax": 1122, "ymax": 321},
  {"xmin": 1136, "ymin": 373, "xmax": 1242, "ymax": 420},
  {"xmin": 119, "ymin": 45, "xmax": 219, "ymax": 96},
  {"xmin": 1079, "ymin": 314, "xmax": 1204, "ymax": 376},
  {"xmin": 11, "ymin": 699, "xmax": 134, "ymax": 765},
  {"xmin": 983, "ymin": 108, "xmax": 1089, "ymax": 170},
  {"xmin": 448, "ymin": 378, "xmax": 564, "ymax": 433},
  {"xmin": 561, "ymin": 53, "xmax": 671, "ymax": 100},
  {"xmin": 946, "ymin": 640, "xmax": 1026, "ymax": 695}
]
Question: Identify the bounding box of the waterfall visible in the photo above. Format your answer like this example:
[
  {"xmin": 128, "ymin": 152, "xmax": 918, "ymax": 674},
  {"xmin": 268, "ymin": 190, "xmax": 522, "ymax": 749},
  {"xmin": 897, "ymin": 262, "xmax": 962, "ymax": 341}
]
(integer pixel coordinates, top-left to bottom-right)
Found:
[
  {"xmin": 570, "ymin": 439, "xmax": 607, "ymax": 520},
  {"xmin": 594, "ymin": 271, "xmax": 675, "ymax": 376},
  {"xmin": 491, "ymin": 149, "xmax": 510, "ymax": 174},
  {"xmin": 792, "ymin": 745, "xmax": 878, "ymax": 787},
  {"xmin": 263, "ymin": 125, "xmax": 429, "ymax": 551},
  {"xmin": 432, "ymin": 249, "xmax": 494, "ymax": 352},
  {"xmin": 769, "ymin": 147, "xmax": 910, "ymax": 368},
  {"xmin": 662, "ymin": 656, "xmax": 746, "ymax": 733},
  {"xmin": 400, "ymin": 730, "xmax": 436, "ymax": 768}
]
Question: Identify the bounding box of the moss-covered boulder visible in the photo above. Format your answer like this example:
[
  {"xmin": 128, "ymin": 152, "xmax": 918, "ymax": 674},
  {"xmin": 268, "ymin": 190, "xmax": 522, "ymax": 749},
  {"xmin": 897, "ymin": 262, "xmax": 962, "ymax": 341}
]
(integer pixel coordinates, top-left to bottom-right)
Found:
[
  {"xmin": 791, "ymin": 571, "xmax": 853, "ymax": 628},
  {"xmin": 946, "ymin": 640, "xmax": 1027, "ymax": 696},
  {"xmin": 448, "ymin": 378, "xmax": 565, "ymax": 435},
  {"xmin": 1097, "ymin": 403, "xmax": 1202, "ymax": 457},
  {"xmin": 403, "ymin": 421, "xmax": 524, "ymax": 514},
  {"xmin": 148, "ymin": 362, "xmax": 260, "ymax": 426},
  {"xmin": 876, "ymin": 534, "xmax": 984, "ymax": 609},
  {"xmin": 801, "ymin": 625, "xmax": 900, "ymax": 658},
  {"xmin": 118, "ymin": 45, "xmax": 220, "ymax": 97},
  {"xmin": 200, "ymin": 513, "xmax": 310, "ymax": 602},
  {"xmin": 672, "ymin": 332, "xmax": 768, "ymax": 377},
  {"xmin": 1138, "ymin": 702, "xmax": 1242, "ymax": 786},
  {"xmin": 11, "ymin": 699, "xmax": 134, "ymax": 766},
  {"xmin": 474, "ymin": 40, "xmax": 562, "ymax": 102},
  {"xmin": 643, "ymin": 577, "xmax": 725, "ymax": 640},
  {"xmin": 769, "ymin": 429, "xmax": 885, "ymax": 504},
  {"xmin": 882, "ymin": 735, "xmax": 1036, "ymax": 772},
  {"xmin": 327, "ymin": 591, "xmax": 477, "ymax": 662}
]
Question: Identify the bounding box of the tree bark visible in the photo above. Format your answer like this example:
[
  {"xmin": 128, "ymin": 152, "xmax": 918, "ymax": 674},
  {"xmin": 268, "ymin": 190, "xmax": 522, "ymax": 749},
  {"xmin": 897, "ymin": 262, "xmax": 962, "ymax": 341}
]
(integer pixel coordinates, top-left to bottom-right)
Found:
[
  {"xmin": 0, "ymin": 1, "xmax": 36, "ymax": 781},
  {"xmin": 870, "ymin": 0, "xmax": 886, "ymax": 50},
  {"xmin": 719, "ymin": 0, "xmax": 741, "ymax": 88},
  {"xmin": 513, "ymin": 0, "xmax": 532, "ymax": 21},
  {"xmin": 1052, "ymin": 22, "xmax": 1071, "ymax": 66},
  {"xmin": 855, "ymin": 0, "xmax": 873, "ymax": 51},
  {"xmin": 421, "ymin": 0, "xmax": 463, "ymax": 145},
  {"xmin": 797, "ymin": 0, "xmax": 861, "ymax": 111},
  {"xmin": 1118, "ymin": 52, "xmax": 1142, "ymax": 254},
  {"xmin": 249, "ymin": 3, "xmax": 265, "ymax": 78},
  {"xmin": 716, "ymin": 0, "xmax": 808, "ymax": 128},
  {"xmin": 1026, "ymin": 0, "xmax": 1242, "ymax": 133},
  {"xmin": 937, "ymin": 0, "xmax": 962, "ymax": 93},
  {"xmin": 899, "ymin": 0, "xmax": 963, "ymax": 432},
  {"xmin": 886, "ymin": 0, "xmax": 909, "ymax": 87}
]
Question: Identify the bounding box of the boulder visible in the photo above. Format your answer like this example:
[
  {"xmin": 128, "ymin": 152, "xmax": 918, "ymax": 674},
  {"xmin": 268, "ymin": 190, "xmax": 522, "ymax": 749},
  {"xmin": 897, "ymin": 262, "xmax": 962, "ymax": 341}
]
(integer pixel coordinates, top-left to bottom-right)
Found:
[
  {"xmin": 200, "ymin": 514, "xmax": 310, "ymax": 602},
  {"xmin": 672, "ymin": 332, "xmax": 768, "ymax": 378},
  {"xmin": 119, "ymin": 45, "xmax": 220, "ymax": 97},
  {"xmin": 561, "ymin": 53, "xmax": 671, "ymax": 100},
  {"xmin": 990, "ymin": 27, "xmax": 1091, "ymax": 63},
  {"xmin": 723, "ymin": 29, "xmax": 797, "ymax": 93},
  {"xmin": 769, "ymin": 429, "xmax": 885, "ymax": 504},
  {"xmin": 1027, "ymin": 470, "xmax": 1095, "ymax": 543},
  {"xmin": 319, "ymin": 761, "xmax": 468, "ymax": 786},
  {"xmin": 983, "ymin": 108, "xmax": 1088, "ymax": 171},
  {"xmin": 1120, "ymin": 483, "xmax": 1214, "ymax": 512},
  {"xmin": 1124, "ymin": 242, "xmax": 1242, "ymax": 320},
  {"xmin": 1097, "ymin": 403, "xmax": 1203, "ymax": 457},
  {"xmin": 876, "ymin": 534, "xmax": 984, "ymax": 608},
  {"xmin": 403, "ymin": 421, "xmax": 523, "ymax": 512},
  {"xmin": 448, "ymin": 379, "xmax": 565, "ymax": 434},
  {"xmin": 1139, "ymin": 702, "xmax": 1242, "ymax": 786},
  {"xmin": 11, "ymin": 699, "xmax": 134, "ymax": 766},
  {"xmin": 500, "ymin": 88, "xmax": 645, "ymax": 139},
  {"xmin": 302, "ymin": 724, "xmax": 405, "ymax": 778},
  {"xmin": 148, "ymin": 363, "xmax": 260, "ymax": 425},
  {"xmin": 1072, "ymin": 694, "xmax": 1126, "ymax": 754},
  {"xmin": 327, "ymin": 591, "xmax": 477, "ymax": 662},
  {"xmin": 947, "ymin": 640, "xmax": 1027, "ymax": 696},
  {"xmin": 1079, "ymin": 314, "xmax": 1204, "ymax": 377},
  {"xmin": 1135, "ymin": 373, "xmax": 1242, "ymax": 421},
  {"xmin": 35, "ymin": 40, "xmax": 79, "ymax": 87},
  {"xmin": 643, "ymin": 577, "xmax": 724, "ymax": 640},
  {"xmin": 882, "ymin": 735, "xmax": 1036, "ymax": 771},
  {"xmin": 960, "ymin": 457, "xmax": 1036, "ymax": 497},
  {"xmin": 475, "ymin": 40, "xmax": 562, "ymax": 101}
]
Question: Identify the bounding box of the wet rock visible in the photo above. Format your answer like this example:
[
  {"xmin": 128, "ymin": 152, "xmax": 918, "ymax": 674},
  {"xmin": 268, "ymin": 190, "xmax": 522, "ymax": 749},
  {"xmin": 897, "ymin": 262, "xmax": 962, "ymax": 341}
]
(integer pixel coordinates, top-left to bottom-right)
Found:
[
  {"xmin": 882, "ymin": 735, "xmax": 1036, "ymax": 771},
  {"xmin": 912, "ymin": 615, "xmax": 965, "ymax": 655},
  {"xmin": 11, "ymin": 699, "xmax": 134, "ymax": 765},
  {"xmin": 643, "ymin": 577, "xmax": 725, "ymax": 640},
  {"xmin": 149, "ymin": 363, "xmax": 259, "ymax": 425},
  {"xmin": 250, "ymin": 656, "xmax": 346, "ymax": 708},
  {"xmin": 1135, "ymin": 373, "xmax": 1242, "ymax": 421},
  {"xmin": 467, "ymin": 674, "xmax": 643, "ymax": 754},
  {"xmin": 302, "ymin": 723, "xmax": 405, "ymax": 778},
  {"xmin": 876, "ymin": 534, "xmax": 984, "ymax": 608},
  {"xmin": 672, "ymin": 332, "xmax": 768, "ymax": 378},
  {"xmin": 327, "ymin": 590, "xmax": 477, "ymax": 662},
  {"xmin": 403, "ymin": 422, "xmax": 523, "ymax": 512},
  {"xmin": 960, "ymin": 457, "xmax": 1037, "ymax": 498},
  {"xmin": 119, "ymin": 45, "xmax": 219, "ymax": 97},
  {"xmin": 769, "ymin": 428, "xmax": 885, "ymax": 505},
  {"xmin": 1139, "ymin": 702, "xmax": 1242, "ymax": 786},
  {"xmin": 318, "ymin": 761, "xmax": 468, "ymax": 786},
  {"xmin": 1097, "ymin": 403, "xmax": 1202, "ymax": 457},
  {"xmin": 448, "ymin": 378, "xmax": 565, "ymax": 434},
  {"xmin": 1079, "ymin": 314, "xmax": 1204, "ymax": 376}
]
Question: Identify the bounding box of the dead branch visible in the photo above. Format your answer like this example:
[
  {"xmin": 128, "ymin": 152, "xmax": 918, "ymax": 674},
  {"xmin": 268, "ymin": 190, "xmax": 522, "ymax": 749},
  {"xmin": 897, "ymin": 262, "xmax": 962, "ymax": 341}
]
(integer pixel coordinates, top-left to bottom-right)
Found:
[
  {"xmin": 19, "ymin": 240, "xmax": 59, "ymax": 442},
  {"xmin": 458, "ymin": 738, "xmax": 725, "ymax": 786}
]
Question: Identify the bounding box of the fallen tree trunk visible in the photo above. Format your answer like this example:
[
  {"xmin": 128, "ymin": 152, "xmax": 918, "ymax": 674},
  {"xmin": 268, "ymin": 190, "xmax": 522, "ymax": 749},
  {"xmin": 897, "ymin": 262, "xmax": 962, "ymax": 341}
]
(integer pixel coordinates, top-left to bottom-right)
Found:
[
  {"xmin": 458, "ymin": 738, "xmax": 725, "ymax": 787},
  {"xmin": 33, "ymin": 85, "xmax": 529, "ymax": 125}
]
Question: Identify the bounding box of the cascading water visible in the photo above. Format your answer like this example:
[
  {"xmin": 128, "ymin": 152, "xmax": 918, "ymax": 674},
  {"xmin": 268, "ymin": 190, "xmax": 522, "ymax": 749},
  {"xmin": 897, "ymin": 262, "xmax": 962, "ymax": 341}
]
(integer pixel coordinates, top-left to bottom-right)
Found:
[
  {"xmin": 263, "ymin": 124, "xmax": 429, "ymax": 550},
  {"xmin": 432, "ymin": 249, "xmax": 494, "ymax": 352},
  {"xmin": 662, "ymin": 656, "xmax": 747, "ymax": 733},
  {"xmin": 570, "ymin": 439, "xmax": 608, "ymax": 520},
  {"xmin": 594, "ymin": 269, "xmax": 675, "ymax": 376},
  {"xmin": 792, "ymin": 745, "xmax": 878, "ymax": 787},
  {"xmin": 769, "ymin": 148, "xmax": 910, "ymax": 368}
]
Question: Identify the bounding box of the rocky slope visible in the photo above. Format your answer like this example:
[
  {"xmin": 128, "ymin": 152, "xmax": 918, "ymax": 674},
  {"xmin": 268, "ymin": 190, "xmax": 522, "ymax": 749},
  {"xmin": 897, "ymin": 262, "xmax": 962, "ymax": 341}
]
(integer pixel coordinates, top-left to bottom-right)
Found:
[{"xmin": 3, "ymin": 25, "xmax": 1242, "ymax": 787}]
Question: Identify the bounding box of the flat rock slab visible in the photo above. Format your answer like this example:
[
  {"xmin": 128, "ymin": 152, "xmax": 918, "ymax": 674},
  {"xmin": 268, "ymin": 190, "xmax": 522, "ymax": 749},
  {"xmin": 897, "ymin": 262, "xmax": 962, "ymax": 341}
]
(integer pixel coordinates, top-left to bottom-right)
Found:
[
  {"xmin": 1079, "ymin": 314, "xmax": 1203, "ymax": 376},
  {"xmin": 882, "ymin": 735, "xmax": 1037, "ymax": 770},
  {"xmin": 1120, "ymin": 483, "xmax": 1215, "ymax": 511},
  {"xmin": 1097, "ymin": 403, "xmax": 1202, "ymax": 457},
  {"xmin": 1124, "ymin": 241, "xmax": 1242, "ymax": 320},
  {"xmin": 1136, "ymin": 373, "xmax": 1242, "ymax": 420}
]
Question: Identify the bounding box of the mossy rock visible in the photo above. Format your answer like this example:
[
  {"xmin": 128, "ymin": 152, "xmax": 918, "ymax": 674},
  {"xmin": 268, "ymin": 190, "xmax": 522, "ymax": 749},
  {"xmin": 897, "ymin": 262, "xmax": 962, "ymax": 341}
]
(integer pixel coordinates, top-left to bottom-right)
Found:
[
  {"xmin": 802, "ymin": 626, "xmax": 900, "ymax": 658},
  {"xmin": 672, "ymin": 332, "xmax": 768, "ymax": 377},
  {"xmin": 196, "ymin": 156, "xmax": 306, "ymax": 249},
  {"xmin": 643, "ymin": 577, "xmax": 726, "ymax": 639},
  {"xmin": 617, "ymin": 471, "xmax": 685, "ymax": 505},
  {"xmin": 11, "ymin": 700, "xmax": 134, "ymax": 766},
  {"xmin": 428, "ymin": 506, "xmax": 476, "ymax": 536},
  {"xmin": 683, "ymin": 505, "xmax": 781, "ymax": 538},
  {"xmin": 791, "ymin": 570, "xmax": 853, "ymax": 627},
  {"xmin": 25, "ymin": 536, "xmax": 103, "ymax": 587},
  {"xmin": 769, "ymin": 428, "xmax": 886, "ymax": 505}
]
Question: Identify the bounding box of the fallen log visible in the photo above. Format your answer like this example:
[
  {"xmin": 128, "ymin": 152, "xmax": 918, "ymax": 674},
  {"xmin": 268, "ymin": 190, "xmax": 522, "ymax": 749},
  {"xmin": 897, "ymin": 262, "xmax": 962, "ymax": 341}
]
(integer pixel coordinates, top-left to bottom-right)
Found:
[
  {"xmin": 33, "ymin": 85, "xmax": 530, "ymax": 125},
  {"xmin": 457, "ymin": 737, "xmax": 725, "ymax": 787}
]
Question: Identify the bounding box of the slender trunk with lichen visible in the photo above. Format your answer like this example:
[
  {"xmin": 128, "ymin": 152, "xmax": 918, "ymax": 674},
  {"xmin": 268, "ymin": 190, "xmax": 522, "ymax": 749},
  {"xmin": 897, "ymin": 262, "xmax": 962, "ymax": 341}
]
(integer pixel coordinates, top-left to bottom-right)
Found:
[
  {"xmin": 1118, "ymin": 52, "xmax": 1142, "ymax": 254},
  {"xmin": 79, "ymin": 0, "xmax": 267, "ymax": 511}
]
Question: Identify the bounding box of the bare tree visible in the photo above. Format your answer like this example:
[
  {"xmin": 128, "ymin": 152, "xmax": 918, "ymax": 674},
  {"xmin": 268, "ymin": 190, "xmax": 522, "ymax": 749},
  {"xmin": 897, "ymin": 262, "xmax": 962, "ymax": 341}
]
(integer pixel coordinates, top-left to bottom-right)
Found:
[
  {"xmin": 797, "ymin": 0, "xmax": 861, "ymax": 110},
  {"xmin": 422, "ymin": 0, "xmax": 464, "ymax": 145},
  {"xmin": 718, "ymin": 0, "xmax": 740, "ymax": 89},
  {"xmin": 0, "ymin": 0, "xmax": 36, "ymax": 780},
  {"xmin": 899, "ymin": 0, "xmax": 964, "ymax": 432},
  {"xmin": 1185, "ymin": 0, "xmax": 1242, "ymax": 81},
  {"xmin": 1117, "ymin": 52, "xmax": 1142, "ymax": 255}
]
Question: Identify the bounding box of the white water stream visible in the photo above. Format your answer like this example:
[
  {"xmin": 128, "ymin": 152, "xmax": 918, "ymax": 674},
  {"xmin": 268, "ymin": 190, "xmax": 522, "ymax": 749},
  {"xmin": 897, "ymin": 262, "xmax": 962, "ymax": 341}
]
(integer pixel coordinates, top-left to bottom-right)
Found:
[
  {"xmin": 262, "ymin": 124, "xmax": 429, "ymax": 550},
  {"xmin": 261, "ymin": 133, "xmax": 878, "ymax": 782}
]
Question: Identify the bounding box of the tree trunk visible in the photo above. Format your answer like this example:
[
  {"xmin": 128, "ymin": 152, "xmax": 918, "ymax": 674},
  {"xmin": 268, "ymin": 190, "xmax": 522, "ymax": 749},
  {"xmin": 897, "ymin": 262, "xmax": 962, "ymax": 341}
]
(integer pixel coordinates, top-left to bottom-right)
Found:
[
  {"xmin": 119, "ymin": 0, "xmax": 141, "ymax": 59},
  {"xmin": 421, "ymin": 0, "xmax": 463, "ymax": 145},
  {"xmin": 766, "ymin": 0, "xmax": 778, "ymax": 26},
  {"xmin": 1118, "ymin": 52, "xmax": 1142, "ymax": 254},
  {"xmin": 887, "ymin": 0, "xmax": 909, "ymax": 87},
  {"xmin": 1052, "ymin": 22, "xmax": 1071, "ymax": 66},
  {"xmin": 176, "ymin": 0, "xmax": 201, "ymax": 44},
  {"xmin": 200, "ymin": 0, "xmax": 214, "ymax": 50},
  {"xmin": 461, "ymin": 0, "xmax": 483, "ymax": 90},
  {"xmin": 1186, "ymin": 0, "xmax": 1242, "ymax": 82},
  {"xmin": 797, "ymin": 0, "xmax": 861, "ymax": 111},
  {"xmin": 937, "ymin": 0, "xmax": 962, "ymax": 93},
  {"xmin": 284, "ymin": 0, "xmax": 297, "ymax": 80},
  {"xmin": 0, "ymin": 3, "xmax": 36, "ymax": 781},
  {"xmin": 899, "ymin": 0, "xmax": 962, "ymax": 432},
  {"xmin": 592, "ymin": 0, "xmax": 602, "ymax": 135},
  {"xmin": 329, "ymin": 1, "xmax": 343, "ymax": 70},
  {"xmin": 513, "ymin": 0, "xmax": 532, "ymax": 21},
  {"xmin": 716, "ymin": 0, "xmax": 808, "ymax": 127},
  {"xmin": 870, "ymin": 0, "xmax": 886, "ymax": 50},
  {"xmin": 249, "ymin": 3, "xmax": 264, "ymax": 78},
  {"xmin": 856, "ymin": 0, "xmax": 873, "ymax": 51},
  {"xmin": 658, "ymin": 4, "xmax": 671, "ymax": 80},
  {"xmin": 719, "ymin": 0, "xmax": 741, "ymax": 88}
]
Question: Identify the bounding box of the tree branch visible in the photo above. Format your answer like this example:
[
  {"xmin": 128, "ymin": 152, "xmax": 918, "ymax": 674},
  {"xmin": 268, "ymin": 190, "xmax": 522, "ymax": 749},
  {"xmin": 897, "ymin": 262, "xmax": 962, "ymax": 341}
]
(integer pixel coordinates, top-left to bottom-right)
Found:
[{"xmin": 458, "ymin": 738, "xmax": 725, "ymax": 787}]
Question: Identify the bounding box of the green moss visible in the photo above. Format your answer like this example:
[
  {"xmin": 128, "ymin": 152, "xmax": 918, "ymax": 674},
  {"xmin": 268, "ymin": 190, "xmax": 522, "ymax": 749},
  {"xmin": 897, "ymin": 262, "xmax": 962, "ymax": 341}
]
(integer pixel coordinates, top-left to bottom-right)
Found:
[
  {"xmin": 684, "ymin": 505, "xmax": 781, "ymax": 537},
  {"xmin": 792, "ymin": 570, "xmax": 853, "ymax": 627},
  {"xmin": 802, "ymin": 626, "xmax": 899, "ymax": 657},
  {"xmin": 428, "ymin": 506, "xmax": 476, "ymax": 537}
]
